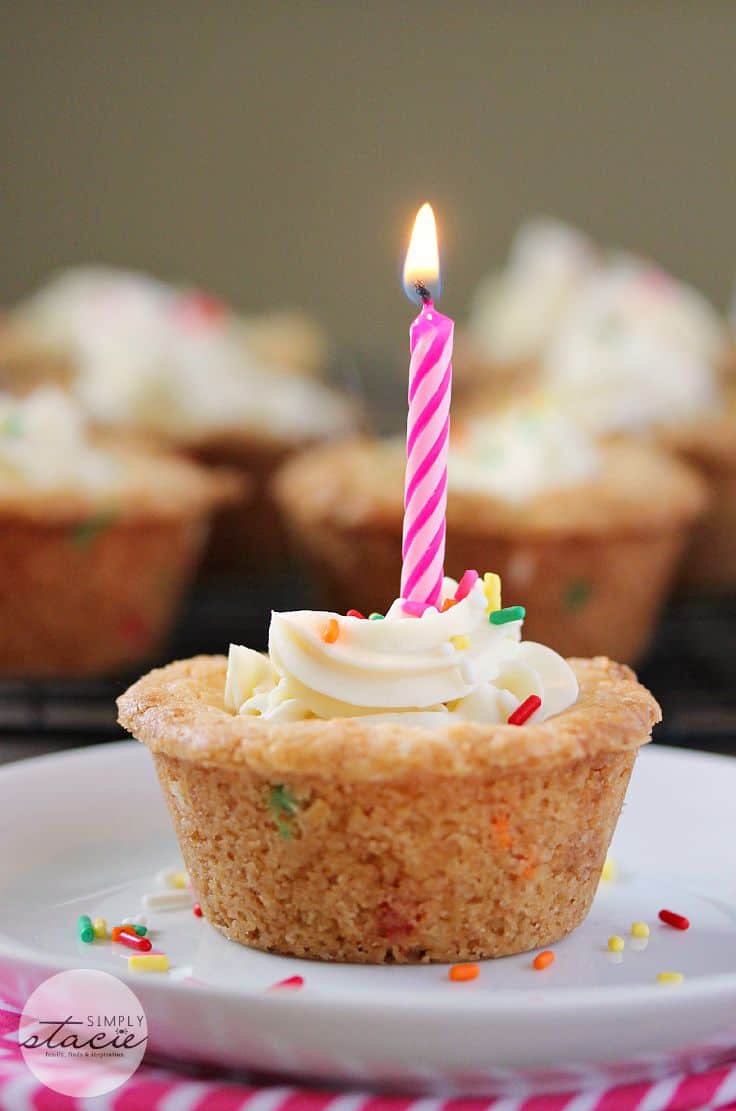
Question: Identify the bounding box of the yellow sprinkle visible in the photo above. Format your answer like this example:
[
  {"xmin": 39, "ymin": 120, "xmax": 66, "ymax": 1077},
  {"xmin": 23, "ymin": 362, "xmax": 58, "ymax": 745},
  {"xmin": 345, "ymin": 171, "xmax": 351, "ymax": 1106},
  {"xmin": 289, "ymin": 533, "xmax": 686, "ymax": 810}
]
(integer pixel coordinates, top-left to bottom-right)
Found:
[
  {"xmin": 483, "ymin": 572, "xmax": 501, "ymax": 613},
  {"xmin": 128, "ymin": 954, "xmax": 169, "ymax": 972},
  {"xmin": 631, "ymin": 921, "xmax": 650, "ymax": 939},
  {"xmin": 170, "ymin": 871, "xmax": 189, "ymax": 890},
  {"xmin": 600, "ymin": 856, "xmax": 616, "ymax": 883},
  {"xmin": 608, "ymin": 935, "xmax": 625, "ymax": 953},
  {"xmin": 657, "ymin": 971, "xmax": 684, "ymax": 985},
  {"xmin": 451, "ymin": 635, "xmax": 470, "ymax": 651},
  {"xmin": 92, "ymin": 918, "xmax": 107, "ymax": 940}
]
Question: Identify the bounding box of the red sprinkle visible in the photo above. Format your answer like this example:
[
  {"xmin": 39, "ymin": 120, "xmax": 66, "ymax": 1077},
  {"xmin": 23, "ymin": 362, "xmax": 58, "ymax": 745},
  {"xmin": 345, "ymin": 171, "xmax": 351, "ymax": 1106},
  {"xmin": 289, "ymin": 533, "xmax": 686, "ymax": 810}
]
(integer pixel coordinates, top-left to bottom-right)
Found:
[
  {"xmin": 115, "ymin": 931, "xmax": 152, "ymax": 953},
  {"xmin": 507, "ymin": 695, "xmax": 542, "ymax": 726},
  {"xmin": 659, "ymin": 909, "xmax": 690, "ymax": 931},
  {"xmin": 269, "ymin": 975, "xmax": 304, "ymax": 990},
  {"xmin": 193, "ymin": 903, "xmax": 203, "ymax": 918},
  {"xmin": 346, "ymin": 609, "xmax": 366, "ymax": 619},
  {"xmin": 454, "ymin": 569, "xmax": 480, "ymax": 601}
]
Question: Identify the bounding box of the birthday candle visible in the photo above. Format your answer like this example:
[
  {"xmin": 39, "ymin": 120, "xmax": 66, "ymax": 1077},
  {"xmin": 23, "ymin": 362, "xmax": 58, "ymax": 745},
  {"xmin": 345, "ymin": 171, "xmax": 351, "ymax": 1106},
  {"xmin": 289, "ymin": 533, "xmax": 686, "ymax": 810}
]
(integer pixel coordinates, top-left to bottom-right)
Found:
[{"xmin": 400, "ymin": 203, "xmax": 454, "ymax": 610}]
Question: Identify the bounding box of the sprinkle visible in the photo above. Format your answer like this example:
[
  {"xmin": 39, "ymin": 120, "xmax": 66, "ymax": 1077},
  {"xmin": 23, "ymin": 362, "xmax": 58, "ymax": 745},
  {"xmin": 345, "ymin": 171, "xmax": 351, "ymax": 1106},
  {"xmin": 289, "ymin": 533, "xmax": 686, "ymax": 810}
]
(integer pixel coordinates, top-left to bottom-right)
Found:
[
  {"xmin": 448, "ymin": 962, "xmax": 480, "ymax": 982},
  {"xmin": 369, "ymin": 613, "xmax": 384, "ymax": 620},
  {"xmin": 454, "ymin": 570, "xmax": 479, "ymax": 601},
  {"xmin": 608, "ymin": 935, "xmax": 625, "ymax": 953},
  {"xmin": 402, "ymin": 599, "xmax": 431, "ymax": 617},
  {"xmin": 533, "ymin": 950, "xmax": 555, "ymax": 971},
  {"xmin": 321, "ymin": 618, "xmax": 340, "ymax": 643},
  {"xmin": 490, "ymin": 605, "xmax": 525, "ymax": 626},
  {"xmin": 269, "ymin": 785, "xmax": 298, "ymax": 817},
  {"xmin": 483, "ymin": 572, "xmax": 502, "ymax": 613},
  {"xmin": 70, "ymin": 509, "xmax": 118, "ymax": 549},
  {"xmin": 269, "ymin": 784, "xmax": 299, "ymax": 840},
  {"xmin": 193, "ymin": 903, "xmax": 203, "ymax": 917},
  {"xmin": 459, "ymin": 659, "xmax": 478, "ymax": 685},
  {"xmin": 142, "ymin": 891, "xmax": 194, "ymax": 912},
  {"xmin": 171, "ymin": 872, "xmax": 189, "ymax": 889},
  {"xmin": 157, "ymin": 868, "xmax": 189, "ymax": 890},
  {"xmin": 657, "ymin": 971, "xmax": 684, "ymax": 985},
  {"xmin": 507, "ymin": 694, "xmax": 542, "ymax": 726},
  {"xmin": 112, "ymin": 925, "xmax": 138, "ymax": 942},
  {"xmin": 600, "ymin": 856, "xmax": 616, "ymax": 883},
  {"xmin": 92, "ymin": 918, "xmax": 107, "ymax": 940},
  {"xmin": 346, "ymin": 609, "xmax": 365, "ymax": 619},
  {"xmin": 115, "ymin": 930, "xmax": 152, "ymax": 953},
  {"xmin": 128, "ymin": 954, "xmax": 169, "ymax": 972},
  {"xmin": 631, "ymin": 921, "xmax": 650, "ymax": 939},
  {"xmin": 659, "ymin": 909, "xmax": 690, "ymax": 931},
  {"xmin": 441, "ymin": 598, "xmax": 457, "ymax": 612},
  {"xmin": 0, "ymin": 414, "xmax": 23, "ymax": 438},
  {"xmin": 450, "ymin": 635, "xmax": 470, "ymax": 651},
  {"xmin": 123, "ymin": 914, "xmax": 147, "ymax": 928},
  {"xmin": 77, "ymin": 915, "xmax": 94, "ymax": 944},
  {"xmin": 269, "ymin": 975, "xmax": 304, "ymax": 990},
  {"xmin": 564, "ymin": 579, "xmax": 592, "ymax": 614}
]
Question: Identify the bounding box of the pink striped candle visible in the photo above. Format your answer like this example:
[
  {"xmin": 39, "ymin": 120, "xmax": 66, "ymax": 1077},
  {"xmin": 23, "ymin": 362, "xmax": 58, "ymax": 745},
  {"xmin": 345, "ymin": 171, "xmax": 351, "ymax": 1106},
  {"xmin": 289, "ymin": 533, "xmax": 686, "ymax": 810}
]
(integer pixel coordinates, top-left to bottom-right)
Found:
[{"xmin": 400, "ymin": 204, "xmax": 454, "ymax": 611}]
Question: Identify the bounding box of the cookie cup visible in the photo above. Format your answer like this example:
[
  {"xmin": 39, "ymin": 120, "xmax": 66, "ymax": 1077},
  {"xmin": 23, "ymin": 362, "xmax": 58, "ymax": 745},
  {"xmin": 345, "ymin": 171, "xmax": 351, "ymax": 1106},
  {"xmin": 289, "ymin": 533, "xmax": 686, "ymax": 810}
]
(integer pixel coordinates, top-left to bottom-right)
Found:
[
  {"xmin": 118, "ymin": 654, "xmax": 659, "ymax": 964},
  {"xmin": 273, "ymin": 439, "xmax": 708, "ymax": 663},
  {"xmin": 659, "ymin": 395, "xmax": 736, "ymax": 593},
  {"xmin": 0, "ymin": 448, "xmax": 241, "ymax": 677}
]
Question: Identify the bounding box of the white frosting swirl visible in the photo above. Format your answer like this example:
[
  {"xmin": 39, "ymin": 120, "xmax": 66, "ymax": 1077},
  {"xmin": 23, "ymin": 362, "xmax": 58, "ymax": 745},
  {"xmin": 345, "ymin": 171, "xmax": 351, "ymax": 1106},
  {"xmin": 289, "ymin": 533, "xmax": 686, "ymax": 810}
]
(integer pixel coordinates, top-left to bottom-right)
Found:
[
  {"xmin": 0, "ymin": 387, "xmax": 118, "ymax": 490},
  {"xmin": 450, "ymin": 401, "xmax": 600, "ymax": 501},
  {"xmin": 225, "ymin": 577, "xmax": 578, "ymax": 729},
  {"xmin": 467, "ymin": 219, "xmax": 597, "ymax": 365},
  {"xmin": 467, "ymin": 220, "xmax": 728, "ymax": 387},
  {"xmin": 15, "ymin": 267, "xmax": 353, "ymax": 442},
  {"xmin": 543, "ymin": 261, "xmax": 724, "ymax": 433}
]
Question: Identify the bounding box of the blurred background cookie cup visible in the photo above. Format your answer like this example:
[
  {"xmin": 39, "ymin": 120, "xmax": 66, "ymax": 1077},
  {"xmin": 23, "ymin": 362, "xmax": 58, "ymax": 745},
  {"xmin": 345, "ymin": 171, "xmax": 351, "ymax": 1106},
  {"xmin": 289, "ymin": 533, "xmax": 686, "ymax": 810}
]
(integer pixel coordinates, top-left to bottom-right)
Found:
[
  {"xmin": 273, "ymin": 419, "xmax": 708, "ymax": 663},
  {"xmin": 0, "ymin": 388, "xmax": 243, "ymax": 677},
  {"xmin": 0, "ymin": 266, "xmax": 359, "ymax": 575}
]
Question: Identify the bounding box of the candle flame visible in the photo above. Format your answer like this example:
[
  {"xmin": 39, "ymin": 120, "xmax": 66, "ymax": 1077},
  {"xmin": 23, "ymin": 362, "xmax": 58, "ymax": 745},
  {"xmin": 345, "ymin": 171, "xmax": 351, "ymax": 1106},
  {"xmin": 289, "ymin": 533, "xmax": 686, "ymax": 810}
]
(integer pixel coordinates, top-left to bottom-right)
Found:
[{"xmin": 403, "ymin": 203, "xmax": 441, "ymax": 304}]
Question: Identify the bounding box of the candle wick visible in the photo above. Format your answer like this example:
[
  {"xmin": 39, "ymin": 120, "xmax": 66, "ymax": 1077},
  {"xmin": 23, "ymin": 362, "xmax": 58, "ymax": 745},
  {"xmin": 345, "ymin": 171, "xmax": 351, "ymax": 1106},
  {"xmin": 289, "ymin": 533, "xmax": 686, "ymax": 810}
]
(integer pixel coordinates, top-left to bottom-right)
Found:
[{"xmin": 415, "ymin": 281, "xmax": 432, "ymax": 305}]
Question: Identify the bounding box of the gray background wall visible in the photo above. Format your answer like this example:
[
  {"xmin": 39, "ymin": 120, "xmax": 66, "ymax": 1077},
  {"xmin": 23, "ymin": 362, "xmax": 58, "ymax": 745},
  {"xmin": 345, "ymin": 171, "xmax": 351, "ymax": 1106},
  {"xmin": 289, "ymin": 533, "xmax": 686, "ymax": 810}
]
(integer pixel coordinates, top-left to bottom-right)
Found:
[{"xmin": 1, "ymin": 1, "xmax": 735, "ymax": 361}]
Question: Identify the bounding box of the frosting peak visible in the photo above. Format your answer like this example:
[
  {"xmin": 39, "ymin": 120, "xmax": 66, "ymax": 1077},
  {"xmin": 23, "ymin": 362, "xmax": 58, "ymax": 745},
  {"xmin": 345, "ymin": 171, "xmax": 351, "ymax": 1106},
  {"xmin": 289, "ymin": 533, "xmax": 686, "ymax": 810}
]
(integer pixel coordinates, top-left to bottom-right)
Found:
[
  {"xmin": 450, "ymin": 401, "xmax": 601, "ymax": 502},
  {"xmin": 225, "ymin": 576, "xmax": 578, "ymax": 729}
]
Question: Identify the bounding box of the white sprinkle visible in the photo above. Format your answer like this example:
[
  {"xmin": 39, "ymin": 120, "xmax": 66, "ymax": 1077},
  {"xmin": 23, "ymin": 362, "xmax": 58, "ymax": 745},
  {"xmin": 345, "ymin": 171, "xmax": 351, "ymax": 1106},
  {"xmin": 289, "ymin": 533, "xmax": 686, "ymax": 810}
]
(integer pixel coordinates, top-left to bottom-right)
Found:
[
  {"xmin": 421, "ymin": 606, "xmax": 437, "ymax": 618},
  {"xmin": 630, "ymin": 936, "xmax": 649, "ymax": 952},
  {"xmin": 142, "ymin": 890, "xmax": 194, "ymax": 912},
  {"xmin": 439, "ymin": 643, "xmax": 455, "ymax": 656},
  {"xmin": 460, "ymin": 659, "xmax": 478, "ymax": 684}
]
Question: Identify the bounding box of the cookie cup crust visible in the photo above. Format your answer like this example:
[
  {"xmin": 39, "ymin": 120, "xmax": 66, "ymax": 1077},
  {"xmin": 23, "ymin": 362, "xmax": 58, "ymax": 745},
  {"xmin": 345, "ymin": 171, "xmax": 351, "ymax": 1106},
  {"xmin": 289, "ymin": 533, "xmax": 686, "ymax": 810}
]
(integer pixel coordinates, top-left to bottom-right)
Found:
[{"xmin": 119, "ymin": 656, "xmax": 659, "ymax": 963}]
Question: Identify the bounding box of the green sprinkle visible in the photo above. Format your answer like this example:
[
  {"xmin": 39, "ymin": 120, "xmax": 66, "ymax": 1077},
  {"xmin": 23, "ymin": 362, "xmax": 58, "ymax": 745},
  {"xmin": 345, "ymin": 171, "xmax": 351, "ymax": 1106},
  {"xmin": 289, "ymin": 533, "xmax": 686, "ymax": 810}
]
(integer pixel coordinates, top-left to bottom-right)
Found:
[
  {"xmin": 268, "ymin": 784, "xmax": 299, "ymax": 839},
  {"xmin": 70, "ymin": 509, "xmax": 118, "ymax": 549},
  {"xmin": 133, "ymin": 925, "xmax": 147, "ymax": 937},
  {"xmin": 77, "ymin": 914, "xmax": 94, "ymax": 943},
  {"xmin": 368, "ymin": 613, "xmax": 384, "ymax": 620},
  {"xmin": 0, "ymin": 414, "xmax": 23, "ymax": 438},
  {"xmin": 269, "ymin": 784, "xmax": 298, "ymax": 817},
  {"xmin": 564, "ymin": 580, "xmax": 592, "ymax": 613},
  {"xmin": 489, "ymin": 605, "xmax": 526, "ymax": 626}
]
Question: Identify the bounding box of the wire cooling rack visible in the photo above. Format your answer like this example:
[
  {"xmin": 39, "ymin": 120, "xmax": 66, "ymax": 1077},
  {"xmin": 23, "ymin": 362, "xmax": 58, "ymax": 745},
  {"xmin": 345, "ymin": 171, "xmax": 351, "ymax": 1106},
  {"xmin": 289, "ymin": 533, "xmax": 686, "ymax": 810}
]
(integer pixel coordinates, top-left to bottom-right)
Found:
[{"xmin": 0, "ymin": 584, "xmax": 734, "ymax": 754}]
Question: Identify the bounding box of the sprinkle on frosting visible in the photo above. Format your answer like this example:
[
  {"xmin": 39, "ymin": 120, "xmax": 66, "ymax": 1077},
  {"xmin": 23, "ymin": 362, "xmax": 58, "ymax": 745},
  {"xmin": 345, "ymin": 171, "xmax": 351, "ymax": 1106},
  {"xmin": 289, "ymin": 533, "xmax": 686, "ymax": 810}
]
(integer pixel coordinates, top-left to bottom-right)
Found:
[{"xmin": 225, "ymin": 573, "xmax": 579, "ymax": 728}]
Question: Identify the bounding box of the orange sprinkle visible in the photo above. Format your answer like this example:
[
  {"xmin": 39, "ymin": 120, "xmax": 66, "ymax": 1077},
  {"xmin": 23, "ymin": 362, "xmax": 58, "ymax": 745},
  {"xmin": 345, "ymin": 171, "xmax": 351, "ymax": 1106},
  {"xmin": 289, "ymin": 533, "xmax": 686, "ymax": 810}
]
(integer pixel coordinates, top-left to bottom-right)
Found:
[
  {"xmin": 449, "ymin": 963, "xmax": 480, "ymax": 982},
  {"xmin": 441, "ymin": 598, "xmax": 457, "ymax": 612},
  {"xmin": 533, "ymin": 950, "xmax": 555, "ymax": 971},
  {"xmin": 491, "ymin": 814, "xmax": 513, "ymax": 851},
  {"xmin": 321, "ymin": 618, "xmax": 340, "ymax": 644}
]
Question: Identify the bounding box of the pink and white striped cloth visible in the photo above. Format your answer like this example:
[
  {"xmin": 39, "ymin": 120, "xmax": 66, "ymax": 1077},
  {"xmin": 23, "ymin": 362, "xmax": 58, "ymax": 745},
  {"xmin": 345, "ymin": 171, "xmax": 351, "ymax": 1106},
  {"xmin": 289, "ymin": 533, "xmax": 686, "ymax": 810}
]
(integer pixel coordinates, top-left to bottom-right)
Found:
[{"xmin": 0, "ymin": 1000, "xmax": 734, "ymax": 1111}]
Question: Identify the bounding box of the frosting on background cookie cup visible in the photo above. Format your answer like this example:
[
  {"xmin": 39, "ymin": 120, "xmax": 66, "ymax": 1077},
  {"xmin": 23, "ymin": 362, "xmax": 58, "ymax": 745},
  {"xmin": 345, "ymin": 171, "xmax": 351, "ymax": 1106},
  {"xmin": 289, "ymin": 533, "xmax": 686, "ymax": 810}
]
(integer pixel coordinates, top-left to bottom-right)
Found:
[{"xmin": 118, "ymin": 654, "xmax": 659, "ymax": 964}]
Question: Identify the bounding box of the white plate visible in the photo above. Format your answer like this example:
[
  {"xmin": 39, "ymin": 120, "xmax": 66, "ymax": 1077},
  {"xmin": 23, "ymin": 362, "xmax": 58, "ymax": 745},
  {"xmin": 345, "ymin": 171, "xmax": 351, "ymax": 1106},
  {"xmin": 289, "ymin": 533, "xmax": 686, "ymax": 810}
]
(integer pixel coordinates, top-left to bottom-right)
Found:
[{"xmin": 0, "ymin": 741, "xmax": 734, "ymax": 1095}]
